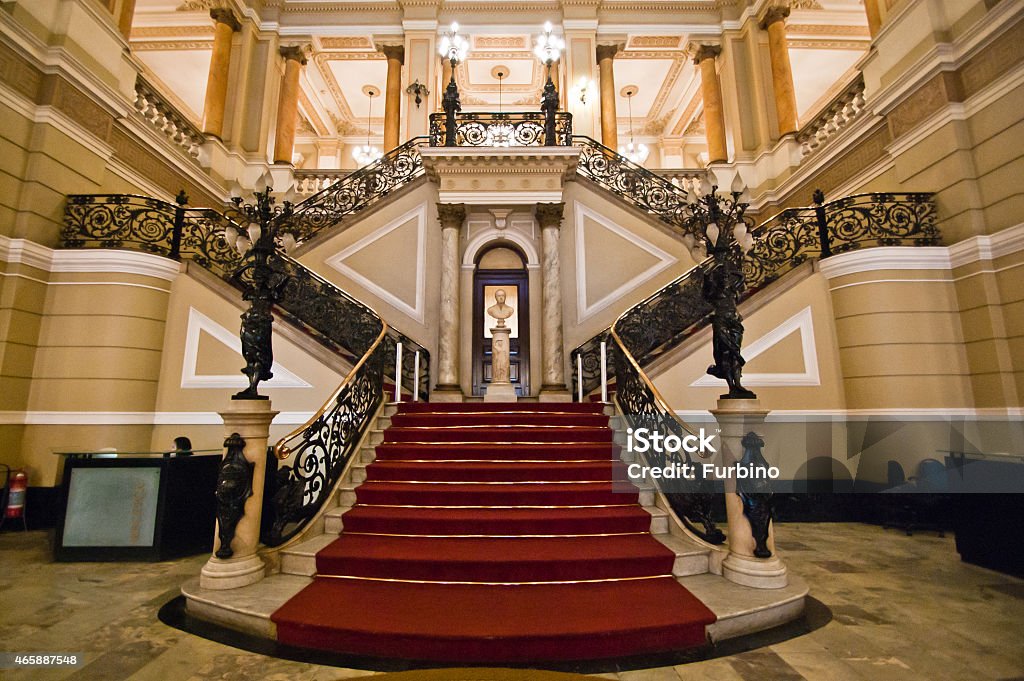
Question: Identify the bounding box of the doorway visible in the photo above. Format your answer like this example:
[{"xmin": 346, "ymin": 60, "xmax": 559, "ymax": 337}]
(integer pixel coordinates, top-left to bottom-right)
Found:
[{"xmin": 472, "ymin": 245, "xmax": 530, "ymax": 397}]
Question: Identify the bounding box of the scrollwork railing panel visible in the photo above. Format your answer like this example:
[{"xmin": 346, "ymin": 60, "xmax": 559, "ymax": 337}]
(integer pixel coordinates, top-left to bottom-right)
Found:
[{"xmin": 429, "ymin": 112, "xmax": 572, "ymax": 147}]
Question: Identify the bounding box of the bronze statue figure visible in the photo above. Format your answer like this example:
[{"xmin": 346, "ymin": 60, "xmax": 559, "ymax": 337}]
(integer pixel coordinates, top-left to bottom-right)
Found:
[{"xmin": 703, "ymin": 260, "xmax": 757, "ymax": 400}]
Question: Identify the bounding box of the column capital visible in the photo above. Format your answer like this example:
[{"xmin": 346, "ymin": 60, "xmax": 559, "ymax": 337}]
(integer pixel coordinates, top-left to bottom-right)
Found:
[
  {"xmin": 759, "ymin": 5, "xmax": 790, "ymax": 30},
  {"xmin": 691, "ymin": 43, "xmax": 722, "ymax": 64},
  {"xmin": 595, "ymin": 43, "xmax": 623, "ymax": 62},
  {"xmin": 279, "ymin": 45, "xmax": 308, "ymax": 65},
  {"xmin": 379, "ymin": 44, "xmax": 405, "ymax": 64},
  {"xmin": 535, "ymin": 202, "xmax": 565, "ymax": 230},
  {"xmin": 437, "ymin": 203, "xmax": 466, "ymax": 229},
  {"xmin": 210, "ymin": 8, "xmax": 241, "ymax": 32}
]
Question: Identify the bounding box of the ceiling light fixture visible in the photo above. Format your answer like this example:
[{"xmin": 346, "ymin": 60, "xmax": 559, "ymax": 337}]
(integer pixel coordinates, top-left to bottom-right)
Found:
[
  {"xmin": 618, "ymin": 86, "xmax": 649, "ymax": 165},
  {"xmin": 352, "ymin": 86, "xmax": 382, "ymax": 167}
]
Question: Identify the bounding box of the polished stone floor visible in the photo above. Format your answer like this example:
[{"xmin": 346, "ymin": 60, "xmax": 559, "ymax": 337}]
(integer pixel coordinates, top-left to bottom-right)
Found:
[{"xmin": 1, "ymin": 523, "xmax": 1022, "ymax": 680}]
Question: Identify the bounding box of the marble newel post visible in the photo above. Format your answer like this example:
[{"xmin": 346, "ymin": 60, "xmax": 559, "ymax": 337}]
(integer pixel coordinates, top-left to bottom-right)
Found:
[
  {"xmin": 536, "ymin": 202, "xmax": 570, "ymax": 401},
  {"xmin": 434, "ymin": 203, "xmax": 466, "ymax": 401},
  {"xmin": 200, "ymin": 399, "xmax": 278, "ymax": 590},
  {"xmin": 712, "ymin": 398, "xmax": 788, "ymax": 589}
]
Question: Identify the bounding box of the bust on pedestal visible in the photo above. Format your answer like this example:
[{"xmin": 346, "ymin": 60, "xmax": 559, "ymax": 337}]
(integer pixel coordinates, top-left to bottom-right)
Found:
[{"xmin": 484, "ymin": 289, "xmax": 517, "ymax": 402}]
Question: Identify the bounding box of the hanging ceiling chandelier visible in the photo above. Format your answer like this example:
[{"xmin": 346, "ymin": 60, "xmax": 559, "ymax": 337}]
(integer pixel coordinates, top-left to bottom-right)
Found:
[
  {"xmin": 486, "ymin": 66, "xmax": 513, "ymax": 147},
  {"xmin": 618, "ymin": 86, "xmax": 649, "ymax": 165},
  {"xmin": 352, "ymin": 86, "xmax": 383, "ymax": 167}
]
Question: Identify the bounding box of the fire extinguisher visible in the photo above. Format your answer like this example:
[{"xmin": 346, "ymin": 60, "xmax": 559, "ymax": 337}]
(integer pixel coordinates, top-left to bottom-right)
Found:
[{"xmin": 2, "ymin": 466, "xmax": 27, "ymax": 531}]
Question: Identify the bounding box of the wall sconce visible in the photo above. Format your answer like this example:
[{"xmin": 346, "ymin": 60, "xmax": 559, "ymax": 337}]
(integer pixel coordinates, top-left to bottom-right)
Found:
[
  {"xmin": 572, "ymin": 76, "xmax": 591, "ymax": 105},
  {"xmin": 405, "ymin": 79, "xmax": 430, "ymax": 108}
]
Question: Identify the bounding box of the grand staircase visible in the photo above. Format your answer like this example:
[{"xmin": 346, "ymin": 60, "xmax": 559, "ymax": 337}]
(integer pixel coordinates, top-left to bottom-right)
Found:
[{"xmin": 270, "ymin": 402, "xmax": 717, "ymax": 663}]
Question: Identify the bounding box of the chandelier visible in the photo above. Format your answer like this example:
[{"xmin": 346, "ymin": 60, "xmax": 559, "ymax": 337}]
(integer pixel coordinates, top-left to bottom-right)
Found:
[
  {"xmin": 352, "ymin": 86, "xmax": 382, "ymax": 167},
  {"xmin": 618, "ymin": 86, "xmax": 649, "ymax": 165},
  {"xmin": 486, "ymin": 66, "xmax": 513, "ymax": 147}
]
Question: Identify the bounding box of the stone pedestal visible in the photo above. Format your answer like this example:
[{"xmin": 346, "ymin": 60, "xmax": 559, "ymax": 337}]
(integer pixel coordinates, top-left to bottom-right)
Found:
[
  {"xmin": 200, "ymin": 399, "xmax": 278, "ymax": 590},
  {"xmin": 712, "ymin": 398, "xmax": 788, "ymax": 589},
  {"xmin": 485, "ymin": 325, "xmax": 517, "ymax": 402}
]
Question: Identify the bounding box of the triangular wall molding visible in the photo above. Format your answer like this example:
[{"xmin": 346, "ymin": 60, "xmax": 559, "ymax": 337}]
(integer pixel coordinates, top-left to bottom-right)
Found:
[
  {"xmin": 181, "ymin": 307, "xmax": 312, "ymax": 389},
  {"xmin": 574, "ymin": 202, "xmax": 677, "ymax": 323},
  {"xmin": 690, "ymin": 306, "xmax": 821, "ymax": 387},
  {"xmin": 325, "ymin": 204, "xmax": 427, "ymax": 323}
]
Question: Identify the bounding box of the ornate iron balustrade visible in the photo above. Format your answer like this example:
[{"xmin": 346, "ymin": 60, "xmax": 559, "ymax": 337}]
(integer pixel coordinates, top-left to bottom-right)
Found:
[
  {"xmin": 572, "ymin": 191, "xmax": 939, "ymax": 399},
  {"xmin": 61, "ymin": 193, "xmax": 431, "ymax": 544},
  {"xmin": 288, "ymin": 137, "xmax": 428, "ymax": 242},
  {"xmin": 573, "ymin": 136, "xmax": 706, "ymax": 238},
  {"xmin": 578, "ymin": 191, "xmax": 939, "ymax": 544},
  {"xmin": 266, "ymin": 330, "xmax": 388, "ymax": 546},
  {"xmin": 429, "ymin": 112, "xmax": 573, "ymax": 147}
]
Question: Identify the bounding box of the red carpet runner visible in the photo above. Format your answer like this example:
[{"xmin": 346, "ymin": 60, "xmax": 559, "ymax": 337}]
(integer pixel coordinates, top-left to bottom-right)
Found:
[{"xmin": 272, "ymin": 402, "xmax": 716, "ymax": 663}]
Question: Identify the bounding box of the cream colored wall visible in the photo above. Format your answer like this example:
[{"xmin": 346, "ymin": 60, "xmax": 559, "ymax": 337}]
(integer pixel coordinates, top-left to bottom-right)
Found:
[
  {"xmin": 561, "ymin": 180, "xmax": 700, "ymax": 352},
  {"xmin": 147, "ymin": 269, "xmax": 344, "ymax": 458},
  {"xmin": 651, "ymin": 270, "xmax": 847, "ymax": 413},
  {"xmin": 298, "ymin": 180, "xmax": 439, "ymax": 354}
]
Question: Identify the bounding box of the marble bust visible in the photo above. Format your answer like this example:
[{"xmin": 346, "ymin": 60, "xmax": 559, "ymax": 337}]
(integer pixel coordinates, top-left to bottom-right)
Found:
[{"xmin": 486, "ymin": 289, "xmax": 515, "ymax": 328}]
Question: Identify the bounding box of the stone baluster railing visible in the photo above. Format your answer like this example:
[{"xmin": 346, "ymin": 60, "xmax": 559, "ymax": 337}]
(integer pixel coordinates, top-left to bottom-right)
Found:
[
  {"xmin": 293, "ymin": 170, "xmax": 352, "ymax": 196},
  {"xmin": 797, "ymin": 75, "xmax": 866, "ymax": 158},
  {"xmin": 133, "ymin": 76, "xmax": 204, "ymax": 162},
  {"xmin": 655, "ymin": 169, "xmax": 705, "ymax": 193}
]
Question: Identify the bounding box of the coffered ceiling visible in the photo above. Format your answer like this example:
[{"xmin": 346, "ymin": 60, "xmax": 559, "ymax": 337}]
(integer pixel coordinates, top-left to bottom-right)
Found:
[{"xmin": 129, "ymin": 0, "xmax": 870, "ymax": 155}]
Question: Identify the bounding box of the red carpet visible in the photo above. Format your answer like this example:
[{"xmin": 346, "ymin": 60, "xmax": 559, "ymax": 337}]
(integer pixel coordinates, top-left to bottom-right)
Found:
[{"xmin": 272, "ymin": 402, "xmax": 716, "ymax": 663}]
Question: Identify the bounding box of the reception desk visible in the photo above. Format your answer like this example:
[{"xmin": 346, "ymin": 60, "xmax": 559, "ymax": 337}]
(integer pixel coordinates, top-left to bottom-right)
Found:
[{"xmin": 54, "ymin": 453, "xmax": 220, "ymax": 562}]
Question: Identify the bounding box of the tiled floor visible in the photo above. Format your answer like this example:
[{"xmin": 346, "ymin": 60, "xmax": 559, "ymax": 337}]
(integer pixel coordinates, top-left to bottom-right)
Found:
[{"xmin": 1, "ymin": 523, "xmax": 1022, "ymax": 680}]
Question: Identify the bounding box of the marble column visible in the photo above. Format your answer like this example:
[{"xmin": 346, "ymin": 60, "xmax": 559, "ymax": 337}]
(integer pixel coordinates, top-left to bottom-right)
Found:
[
  {"xmin": 117, "ymin": 0, "xmax": 137, "ymax": 38},
  {"xmin": 435, "ymin": 203, "xmax": 466, "ymax": 399},
  {"xmin": 200, "ymin": 399, "xmax": 277, "ymax": 590},
  {"xmin": 694, "ymin": 44, "xmax": 728, "ymax": 164},
  {"xmin": 596, "ymin": 44, "xmax": 620, "ymax": 149},
  {"xmin": 536, "ymin": 202, "xmax": 569, "ymax": 401},
  {"xmin": 439, "ymin": 57, "xmax": 453, "ymax": 110},
  {"xmin": 761, "ymin": 6, "xmax": 798, "ymax": 137},
  {"xmin": 201, "ymin": 9, "xmax": 241, "ymax": 139},
  {"xmin": 864, "ymin": 0, "xmax": 883, "ymax": 38},
  {"xmin": 273, "ymin": 46, "xmax": 307, "ymax": 165},
  {"xmin": 380, "ymin": 45, "xmax": 404, "ymax": 151}
]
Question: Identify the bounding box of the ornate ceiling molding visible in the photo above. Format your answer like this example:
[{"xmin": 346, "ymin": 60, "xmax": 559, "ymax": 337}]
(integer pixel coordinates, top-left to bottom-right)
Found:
[{"xmin": 130, "ymin": 40, "xmax": 214, "ymax": 51}]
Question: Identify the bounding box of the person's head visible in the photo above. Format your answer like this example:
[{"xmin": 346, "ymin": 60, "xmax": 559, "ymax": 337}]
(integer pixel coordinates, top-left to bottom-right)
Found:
[
  {"xmin": 494, "ymin": 289, "xmax": 506, "ymax": 304},
  {"xmin": 174, "ymin": 436, "xmax": 193, "ymax": 455}
]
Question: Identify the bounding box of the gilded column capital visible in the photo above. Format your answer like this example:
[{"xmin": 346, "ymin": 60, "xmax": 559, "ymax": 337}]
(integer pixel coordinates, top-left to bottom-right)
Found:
[
  {"xmin": 379, "ymin": 44, "xmax": 406, "ymax": 64},
  {"xmin": 209, "ymin": 8, "xmax": 241, "ymax": 32},
  {"xmin": 759, "ymin": 5, "xmax": 791, "ymax": 30},
  {"xmin": 692, "ymin": 44, "xmax": 722, "ymax": 65},
  {"xmin": 279, "ymin": 45, "xmax": 308, "ymax": 65},
  {"xmin": 535, "ymin": 202, "xmax": 565, "ymax": 230},
  {"xmin": 437, "ymin": 203, "xmax": 466, "ymax": 230},
  {"xmin": 595, "ymin": 43, "xmax": 623, "ymax": 62}
]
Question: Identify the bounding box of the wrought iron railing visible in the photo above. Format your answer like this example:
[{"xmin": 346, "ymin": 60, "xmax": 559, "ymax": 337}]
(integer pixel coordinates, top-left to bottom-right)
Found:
[
  {"xmin": 288, "ymin": 137, "xmax": 428, "ymax": 242},
  {"xmin": 429, "ymin": 112, "xmax": 573, "ymax": 147},
  {"xmin": 573, "ymin": 136, "xmax": 707, "ymax": 233},
  {"xmin": 61, "ymin": 194, "xmax": 431, "ymax": 544},
  {"xmin": 572, "ymin": 191, "xmax": 939, "ymax": 543}
]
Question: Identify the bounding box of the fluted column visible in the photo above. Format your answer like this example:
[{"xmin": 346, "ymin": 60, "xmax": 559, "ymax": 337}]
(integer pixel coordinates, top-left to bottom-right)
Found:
[
  {"xmin": 201, "ymin": 9, "xmax": 241, "ymax": 138},
  {"xmin": 273, "ymin": 46, "xmax": 307, "ymax": 165},
  {"xmin": 435, "ymin": 203, "xmax": 466, "ymax": 397},
  {"xmin": 380, "ymin": 45, "xmax": 404, "ymax": 151},
  {"xmin": 118, "ymin": 0, "xmax": 137, "ymax": 38},
  {"xmin": 864, "ymin": 0, "xmax": 883, "ymax": 38},
  {"xmin": 596, "ymin": 44, "xmax": 620, "ymax": 149},
  {"xmin": 694, "ymin": 44, "xmax": 728, "ymax": 164},
  {"xmin": 761, "ymin": 6, "xmax": 798, "ymax": 137},
  {"xmin": 536, "ymin": 203, "xmax": 568, "ymax": 399}
]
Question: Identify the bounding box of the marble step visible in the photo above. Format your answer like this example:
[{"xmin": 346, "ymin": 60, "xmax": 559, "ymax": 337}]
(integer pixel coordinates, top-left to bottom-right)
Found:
[
  {"xmin": 654, "ymin": 532, "xmax": 712, "ymax": 576},
  {"xmin": 280, "ymin": 534, "xmax": 338, "ymax": 577}
]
